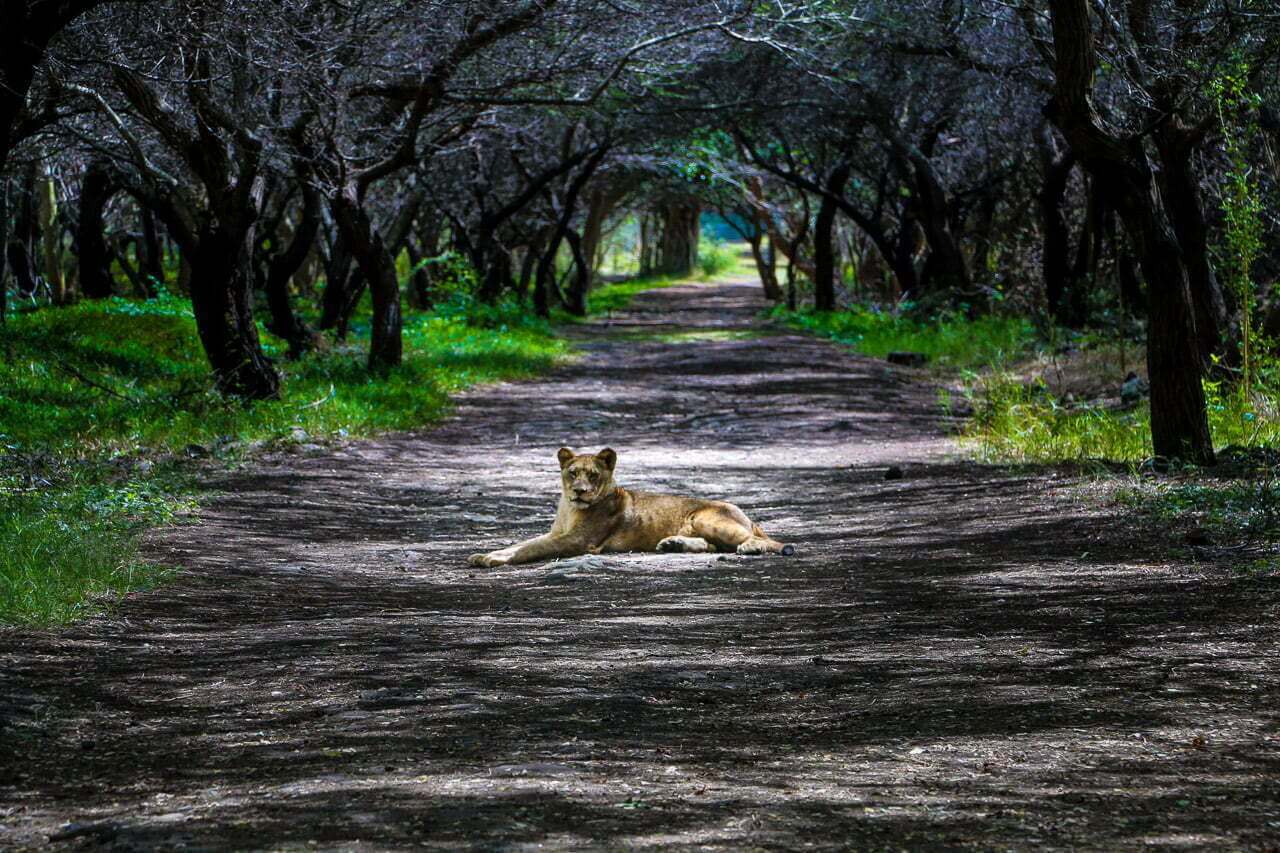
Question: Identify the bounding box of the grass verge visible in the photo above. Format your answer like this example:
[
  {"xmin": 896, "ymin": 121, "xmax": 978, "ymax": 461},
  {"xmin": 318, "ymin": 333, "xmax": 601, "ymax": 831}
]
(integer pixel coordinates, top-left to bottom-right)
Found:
[
  {"xmin": 958, "ymin": 370, "xmax": 1280, "ymax": 465},
  {"xmin": 0, "ymin": 292, "xmax": 568, "ymax": 625},
  {"xmin": 768, "ymin": 304, "xmax": 1037, "ymax": 370}
]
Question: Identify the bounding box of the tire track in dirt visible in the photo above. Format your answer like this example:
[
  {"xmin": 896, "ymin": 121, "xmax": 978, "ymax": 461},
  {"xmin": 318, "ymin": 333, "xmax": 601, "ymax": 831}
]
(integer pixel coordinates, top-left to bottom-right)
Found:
[{"xmin": 3, "ymin": 277, "xmax": 1278, "ymax": 850}]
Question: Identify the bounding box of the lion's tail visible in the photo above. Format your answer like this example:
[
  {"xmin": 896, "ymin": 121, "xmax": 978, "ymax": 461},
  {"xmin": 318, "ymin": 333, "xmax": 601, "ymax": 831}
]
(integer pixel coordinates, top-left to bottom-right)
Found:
[{"xmin": 751, "ymin": 523, "xmax": 796, "ymax": 556}]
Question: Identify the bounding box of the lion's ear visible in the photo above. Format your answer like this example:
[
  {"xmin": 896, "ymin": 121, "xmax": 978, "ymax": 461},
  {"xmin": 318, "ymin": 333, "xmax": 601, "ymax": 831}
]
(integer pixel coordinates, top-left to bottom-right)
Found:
[
  {"xmin": 597, "ymin": 448, "xmax": 617, "ymax": 471},
  {"xmin": 557, "ymin": 447, "xmax": 576, "ymax": 469}
]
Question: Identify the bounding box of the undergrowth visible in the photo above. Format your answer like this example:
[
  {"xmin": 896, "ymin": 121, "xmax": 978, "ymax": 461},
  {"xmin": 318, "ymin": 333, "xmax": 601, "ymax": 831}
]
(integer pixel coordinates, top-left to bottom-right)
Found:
[
  {"xmin": 959, "ymin": 363, "xmax": 1280, "ymax": 465},
  {"xmin": 769, "ymin": 304, "xmax": 1036, "ymax": 369},
  {"xmin": 0, "ymin": 291, "xmax": 568, "ymax": 625}
]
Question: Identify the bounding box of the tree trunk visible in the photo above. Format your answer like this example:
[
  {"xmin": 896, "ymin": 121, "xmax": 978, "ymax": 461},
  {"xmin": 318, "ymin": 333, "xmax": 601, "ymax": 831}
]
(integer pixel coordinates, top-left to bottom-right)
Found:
[
  {"xmin": 0, "ymin": 179, "xmax": 8, "ymax": 323},
  {"xmin": 1047, "ymin": 0, "xmax": 1212, "ymax": 464},
  {"xmin": 1157, "ymin": 131, "xmax": 1230, "ymax": 367},
  {"xmin": 78, "ymin": 161, "xmax": 117, "ymax": 299},
  {"xmin": 579, "ymin": 186, "xmax": 616, "ymax": 289},
  {"xmin": 139, "ymin": 204, "xmax": 164, "ymax": 288},
  {"xmin": 534, "ymin": 239, "xmax": 556, "ymax": 318},
  {"xmin": 476, "ymin": 241, "xmax": 511, "ymax": 303},
  {"xmin": 657, "ymin": 202, "xmax": 699, "ymax": 276},
  {"xmin": 812, "ymin": 164, "xmax": 850, "ymax": 311},
  {"xmin": 7, "ymin": 163, "xmax": 39, "ymax": 297},
  {"xmin": 331, "ymin": 193, "xmax": 402, "ymax": 373},
  {"xmin": 187, "ymin": 229, "xmax": 280, "ymax": 399},
  {"xmin": 911, "ymin": 169, "xmax": 972, "ymax": 307},
  {"xmin": 37, "ymin": 168, "xmax": 66, "ymax": 303},
  {"xmin": 265, "ymin": 182, "xmax": 321, "ymax": 358},
  {"xmin": 748, "ymin": 231, "xmax": 780, "ymax": 300},
  {"xmin": 563, "ymin": 228, "xmax": 590, "ymax": 317},
  {"xmin": 638, "ymin": 213, "xmax": 653, "ymax": 276},
  {"xmin": 517, "ymin": 233, "xmax": 542, "ymax": 302},
  {"xmin": 320, "ymin": 228, "xmax": 356, "ymax": 333}
]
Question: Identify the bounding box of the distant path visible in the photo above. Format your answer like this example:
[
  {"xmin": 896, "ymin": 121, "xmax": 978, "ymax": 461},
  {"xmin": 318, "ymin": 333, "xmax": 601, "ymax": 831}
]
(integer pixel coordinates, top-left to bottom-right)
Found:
[{"xmin": 3, "ymin": 273, "xmax": 1278, "ymax": 850}]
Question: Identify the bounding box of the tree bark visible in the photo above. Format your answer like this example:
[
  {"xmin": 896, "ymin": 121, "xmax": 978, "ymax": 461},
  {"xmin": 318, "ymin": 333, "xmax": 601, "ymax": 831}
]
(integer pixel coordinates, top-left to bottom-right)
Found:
[
  {"xmin": 1157, "ymin": 130, "xmax": 1230, "ymax": 366},
  {"xmin": 264, "ymin": 181, "xmax": 321, "ymax": 358},
  {"xmin": 657, "ymin": 202, "xmax": 700, "ymax": 276},
  {"xmin": 320, "ymin": 226, "xmax": 354, "ymax": 332},
  {"xmin": 37, "ymin": 168, "xmax": 66, "ymax": 304},
  {"xmin": 78, "ymin": 160, "xmax": 117, "ymax": 299},
  {"xmin": 0, "ymin": 178, "xmax": 8, "ymax": 322},
  {"xmin": 139, "ymin": 204, "xmax": 164, "ymax": 287},
  {"xmin": 1046, "ymin": 0, "xmax": 1212, "ymax": 464},
  {"xmin": 332, "ymin": 192, "xmax": 402, "ymax": 373},
  {"xmin": 187, "ymin": 228, "xmax": 280, "ymax": 399},
  {"xmin": 0, "ymin": 2, "xmax": 105, "ymax": 175},
  {"xmin": 812, "ymin": 163, "xmax": 850, "ymax": 311}
]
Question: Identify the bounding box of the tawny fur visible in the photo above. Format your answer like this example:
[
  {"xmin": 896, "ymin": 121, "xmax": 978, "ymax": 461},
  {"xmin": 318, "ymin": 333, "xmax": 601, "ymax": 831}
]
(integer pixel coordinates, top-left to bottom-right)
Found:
[{"xmin": 467, "ymin": 447, "xmax": 793, "ymax": 567}]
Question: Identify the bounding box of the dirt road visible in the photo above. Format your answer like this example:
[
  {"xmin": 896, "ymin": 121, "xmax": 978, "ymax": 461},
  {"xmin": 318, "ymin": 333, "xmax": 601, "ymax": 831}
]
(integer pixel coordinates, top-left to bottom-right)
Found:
[{"xmin": 3, "ymin": 278, "xmax": 1278, "ymax": 850}]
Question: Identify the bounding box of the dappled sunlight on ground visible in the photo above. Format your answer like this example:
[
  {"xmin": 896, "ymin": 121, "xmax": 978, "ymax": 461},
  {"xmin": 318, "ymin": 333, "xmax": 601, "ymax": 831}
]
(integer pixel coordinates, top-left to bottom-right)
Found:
[{"xmin": 2, "ymin": 280, "xmax": 1278, "ymax": 849}]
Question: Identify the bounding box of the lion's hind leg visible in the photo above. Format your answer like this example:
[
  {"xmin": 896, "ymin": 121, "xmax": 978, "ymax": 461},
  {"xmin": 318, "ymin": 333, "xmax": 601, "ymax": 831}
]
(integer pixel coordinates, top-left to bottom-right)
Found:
[
  {"xmin": 689, "ymin": 507, "xmax": 794, "ymax": 556},
  {"xmin": 657, "ymin": 535, "xmax": 712, "ymax": 554}
]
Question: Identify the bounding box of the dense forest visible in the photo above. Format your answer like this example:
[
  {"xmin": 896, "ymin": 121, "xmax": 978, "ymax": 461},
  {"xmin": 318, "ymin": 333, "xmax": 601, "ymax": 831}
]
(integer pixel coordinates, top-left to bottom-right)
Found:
[
  {"xmin": 3, "ymin": 0, "xmax": 1277, "ymax": 456},
  {"xmin": 3, "ymin": 3, "xmax": 1280, "ymax": 848}
]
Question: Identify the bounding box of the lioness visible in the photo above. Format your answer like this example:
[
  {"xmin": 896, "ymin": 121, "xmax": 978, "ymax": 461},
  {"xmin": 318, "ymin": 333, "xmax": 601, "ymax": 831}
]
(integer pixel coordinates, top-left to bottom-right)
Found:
[{"xmin": 467, "ymin": 447, "xmax": 794, "ymax": 567}]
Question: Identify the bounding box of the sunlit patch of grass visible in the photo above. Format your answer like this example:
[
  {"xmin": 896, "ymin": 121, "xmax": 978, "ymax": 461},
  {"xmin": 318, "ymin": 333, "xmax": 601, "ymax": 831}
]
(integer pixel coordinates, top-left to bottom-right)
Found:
[
  {"xmin": 770, "ymin": 304, "xmax": 1036, "ymax": 370},
  {"xmin": 570, "ymin": 274, "xmax": 688, "ymax": 318},
  {"xmin": 0, "ymin": 292, "xmax": 569, "ymax": 625},
  {"xmin": 959, "ymin": 368, "xmax": 1280, "ymax": 465},
  {"xmin": 697, "ymin": 239, "xmax": 738, "ymax": 278},
  {"xmin": 956, "ymin": 373, "xmax": 1151, "ymax": 463}
]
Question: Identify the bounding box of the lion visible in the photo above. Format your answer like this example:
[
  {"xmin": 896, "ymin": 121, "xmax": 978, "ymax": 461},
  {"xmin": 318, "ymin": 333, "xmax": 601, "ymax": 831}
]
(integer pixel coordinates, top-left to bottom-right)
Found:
[{"xmin": 467, "ymin": 447, "xmax": 794, "ymax": 567}]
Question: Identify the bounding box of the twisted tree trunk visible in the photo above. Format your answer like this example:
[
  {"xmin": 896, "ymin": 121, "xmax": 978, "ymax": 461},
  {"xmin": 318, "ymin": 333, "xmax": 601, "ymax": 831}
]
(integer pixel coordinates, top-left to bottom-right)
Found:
[
  {"xmin": 1046, "ymin": 0, "xmax": 1212, "ymax": 464},
  {"xmin": 78, "ymin": 160, "xmax": 118, "ymax": 299}
]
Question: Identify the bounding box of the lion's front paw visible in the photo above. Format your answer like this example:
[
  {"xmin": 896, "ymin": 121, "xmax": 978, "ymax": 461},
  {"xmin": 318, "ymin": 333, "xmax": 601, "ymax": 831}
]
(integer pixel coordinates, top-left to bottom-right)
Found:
[{"xmin": 467, "ymin": 552, "xmax": 510, "ymax": 568}]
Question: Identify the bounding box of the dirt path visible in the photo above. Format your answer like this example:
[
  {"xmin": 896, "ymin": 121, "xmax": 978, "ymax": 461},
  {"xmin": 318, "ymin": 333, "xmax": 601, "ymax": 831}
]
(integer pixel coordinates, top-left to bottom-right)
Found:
[{"xmin": 3, "ymin": 278, "xmax": 1279, "ymax": 851}]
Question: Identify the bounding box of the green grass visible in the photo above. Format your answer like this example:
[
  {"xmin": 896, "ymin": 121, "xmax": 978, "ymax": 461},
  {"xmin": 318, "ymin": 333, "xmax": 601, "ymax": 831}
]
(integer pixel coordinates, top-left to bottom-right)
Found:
[
  {"xmin": 0, "ymin": 291, "xmax": 568, "ymax": 625},
  {"xmin": 1116, "ymin": 477, "xmax": 1280, "ymax": 540},
  {"xmin": 770, "ymin": 305, "xmax": 1037, "ymax": 370},
  {"xmin": 958, "ymin": 370, "xmax": 1280, "ymax": 465},
  {"xmin": 578, "ymin": 274, "xmax": 687, "ymax": 316},
  {"xmin": 698, "ymin": 239, "xmax": 738, "ymax": 278},
  {"xmin": 0, "ymin": 472, "xmax": 187, "ymax": 625},
  {"xmin": 1113, "ymin": 472, "xmax": 1280, "ymax": 578}
]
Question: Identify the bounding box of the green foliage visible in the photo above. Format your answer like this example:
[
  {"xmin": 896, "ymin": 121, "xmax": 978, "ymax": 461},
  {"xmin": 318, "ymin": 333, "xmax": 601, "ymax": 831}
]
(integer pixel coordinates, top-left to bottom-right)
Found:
[
  {"xmin": 959, "ymin": 373, "xmax": 1151, "ymax": 463},
  {"xmin": 0, "ymin": 470, "xmax": 185, "ymax": 625},
  {"xmin": 961, "ymin": 357, "xmax": 1280, "ymax": 464},
  {"xmin": 0, "ymin": 294, "xmax": 564, "ymax": 457},
  {"xmin": 575, "ymin": 274, "xmax": 687, "ymax": 316},
  {"xmin": 1211, "ymin": 57, "xmax": 1265, "ymax": 392},
  {"xmin": 770, "ymin": 304, "xmax": 1036, "ymax": 369},
  {"xmin": 0, "ymin": 293, "xmax": 568, "ymax": 625},
  {"xmin": 408, "ymin": 250, "xmax": 478, "ymax": 302},
  {"xmin": 697, "ymin": 239, "xmax": 737, "ymax": 278},
  {"xmin": 1115, "ymin": 469, "xmax": 1280, "ymax": 577},
  {"xmin": 1116, "ymin": 476, "xmax": 1280, "ymax": 542}
]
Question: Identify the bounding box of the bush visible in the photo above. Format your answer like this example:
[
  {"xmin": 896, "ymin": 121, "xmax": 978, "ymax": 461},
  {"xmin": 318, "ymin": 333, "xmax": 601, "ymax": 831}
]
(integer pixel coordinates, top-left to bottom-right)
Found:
[{"xmin": 697, "ymin": 239, "xmax": 737, "ymax": 278}]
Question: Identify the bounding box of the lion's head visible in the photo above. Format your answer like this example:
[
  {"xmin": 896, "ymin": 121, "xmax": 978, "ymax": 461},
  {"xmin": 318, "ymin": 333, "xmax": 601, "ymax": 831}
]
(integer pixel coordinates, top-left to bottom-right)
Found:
[{"xmin": 557, "ymin": 447, "xmax": 617, "ymax": 507}]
